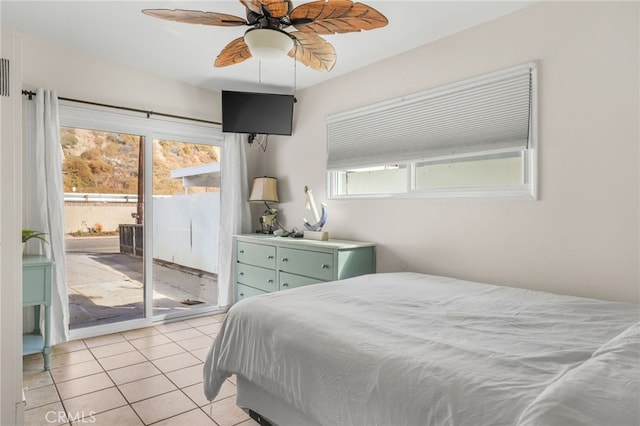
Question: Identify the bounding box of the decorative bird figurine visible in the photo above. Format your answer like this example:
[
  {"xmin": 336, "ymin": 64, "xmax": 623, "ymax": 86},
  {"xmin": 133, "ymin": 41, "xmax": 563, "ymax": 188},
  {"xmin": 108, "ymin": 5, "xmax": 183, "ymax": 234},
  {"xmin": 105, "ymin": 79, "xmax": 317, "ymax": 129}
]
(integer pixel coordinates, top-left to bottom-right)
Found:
[{"xmin": 303, "ymin": 186, "xmax": 327, "ymax": 231}]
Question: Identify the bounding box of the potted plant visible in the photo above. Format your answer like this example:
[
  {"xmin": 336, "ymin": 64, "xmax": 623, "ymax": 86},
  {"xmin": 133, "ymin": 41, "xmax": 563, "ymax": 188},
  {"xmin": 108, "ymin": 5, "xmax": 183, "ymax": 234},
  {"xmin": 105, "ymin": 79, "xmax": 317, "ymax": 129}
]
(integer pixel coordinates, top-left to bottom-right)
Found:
[{"xmin": 22, "ymin": 229, "xmax": 48, "ymax": 244}]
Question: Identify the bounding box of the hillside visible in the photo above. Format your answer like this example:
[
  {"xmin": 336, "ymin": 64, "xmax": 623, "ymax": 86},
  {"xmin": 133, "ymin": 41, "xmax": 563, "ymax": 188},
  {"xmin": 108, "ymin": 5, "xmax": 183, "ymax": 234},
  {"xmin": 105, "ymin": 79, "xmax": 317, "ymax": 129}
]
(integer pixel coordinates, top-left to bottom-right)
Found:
[{"xmin": 60, "ymin": 127, "xmax": 220, "ymax": 196}]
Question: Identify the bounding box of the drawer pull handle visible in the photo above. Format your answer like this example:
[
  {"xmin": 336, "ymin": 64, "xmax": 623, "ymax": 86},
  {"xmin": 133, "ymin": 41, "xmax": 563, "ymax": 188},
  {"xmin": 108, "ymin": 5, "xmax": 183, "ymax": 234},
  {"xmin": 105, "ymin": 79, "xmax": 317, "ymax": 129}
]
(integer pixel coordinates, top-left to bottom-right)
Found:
[
  {"xmin": 267, "ymin": 255, "xmax": 274, "ymax": 259},
  {"xmin": 239, "ymin": 272, "xmax": 244, "ymax": 276},
  {"xmin": 282, "ymin": 283, "xmax": 289, "ymax": 287},
  {"xmin": 321, "ymin": 264, "xmax": 330, "ymax": 269},
  {"xmin": 239, "ymin": 293, "xmax": 244, "ymax": 297},
  {"xmin": 239, "ymin": 250, "xmax": 245, "ymax": 254},
  {"xmin": 268, "ymin": 279, "xmax": 274, "ymax": 283},
  {"xmin": 281, "ymin": 258, "xmax": 289, "ymax": 262}
]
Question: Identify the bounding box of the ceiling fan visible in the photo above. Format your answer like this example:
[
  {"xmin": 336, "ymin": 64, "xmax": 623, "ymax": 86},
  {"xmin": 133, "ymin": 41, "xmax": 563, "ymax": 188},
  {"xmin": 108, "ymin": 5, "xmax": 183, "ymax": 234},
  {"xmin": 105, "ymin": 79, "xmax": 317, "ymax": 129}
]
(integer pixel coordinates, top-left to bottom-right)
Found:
[{"xmin": 142, "ymin": 0, "xmax": 388, "ymax": 72}]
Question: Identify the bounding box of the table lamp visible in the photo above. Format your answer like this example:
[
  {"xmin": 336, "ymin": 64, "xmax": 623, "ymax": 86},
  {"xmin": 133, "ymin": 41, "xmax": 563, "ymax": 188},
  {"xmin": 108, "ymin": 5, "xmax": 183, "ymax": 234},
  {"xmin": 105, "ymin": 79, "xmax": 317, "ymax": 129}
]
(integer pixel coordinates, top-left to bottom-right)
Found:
[{"xmin": 249, "ymin": 176, "xmax": 279, "ymax": 234}]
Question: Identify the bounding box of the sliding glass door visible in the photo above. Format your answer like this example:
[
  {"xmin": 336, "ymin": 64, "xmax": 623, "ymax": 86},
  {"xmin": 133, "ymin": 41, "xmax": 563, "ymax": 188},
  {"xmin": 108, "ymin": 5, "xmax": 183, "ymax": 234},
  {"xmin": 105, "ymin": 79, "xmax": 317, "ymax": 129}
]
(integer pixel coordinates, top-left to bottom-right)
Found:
[{"xmin": 59, "ymin": 105, "xmax": 223, "ymax": 337}]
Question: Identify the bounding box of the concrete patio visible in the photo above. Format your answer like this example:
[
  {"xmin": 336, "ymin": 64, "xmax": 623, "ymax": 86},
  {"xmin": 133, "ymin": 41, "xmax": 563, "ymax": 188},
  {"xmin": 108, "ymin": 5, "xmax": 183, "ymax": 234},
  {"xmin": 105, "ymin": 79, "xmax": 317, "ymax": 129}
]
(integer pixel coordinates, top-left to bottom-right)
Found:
[{"xmin": 66, "ymin": 236, "xmax": 218, "ymax": 329}]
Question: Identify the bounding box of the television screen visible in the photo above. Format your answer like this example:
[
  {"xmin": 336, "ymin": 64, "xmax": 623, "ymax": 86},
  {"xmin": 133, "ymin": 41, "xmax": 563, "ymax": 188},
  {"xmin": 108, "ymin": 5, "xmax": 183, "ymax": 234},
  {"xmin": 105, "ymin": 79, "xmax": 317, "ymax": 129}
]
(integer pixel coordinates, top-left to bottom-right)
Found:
[{"xmin": 222, "ymin": 90, "xmax": 294, "ymax": 136}]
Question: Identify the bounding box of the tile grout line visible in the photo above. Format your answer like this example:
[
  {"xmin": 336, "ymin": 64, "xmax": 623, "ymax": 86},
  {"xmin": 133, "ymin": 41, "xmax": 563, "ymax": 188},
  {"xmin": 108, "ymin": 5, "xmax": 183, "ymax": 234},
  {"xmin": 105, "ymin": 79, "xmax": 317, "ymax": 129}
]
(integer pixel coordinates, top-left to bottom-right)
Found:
[
  {"xmin": 141, "ymin": 319, "xmax": 227, "ymax": 425},
  {"xmin": 88, "ymin": 320, "xmax": 220, "ymax": 425},
  {"xmin": 83, "ymin": 331, "xmax": 185, "ymax": 426},
  {"xmin": 27, "ymin": 315, "xmax": 232, "ymax": 426},
  {"xmin": 82, "ymin": 332, "xmax": 189, "ymax": 425},
  {"xmin": 83, "ymin": 335, "xmax": 138, "ymax": 424},
  {"xmin": 129, "ymin": 318, "xmax": 230, "ymax": 425}
]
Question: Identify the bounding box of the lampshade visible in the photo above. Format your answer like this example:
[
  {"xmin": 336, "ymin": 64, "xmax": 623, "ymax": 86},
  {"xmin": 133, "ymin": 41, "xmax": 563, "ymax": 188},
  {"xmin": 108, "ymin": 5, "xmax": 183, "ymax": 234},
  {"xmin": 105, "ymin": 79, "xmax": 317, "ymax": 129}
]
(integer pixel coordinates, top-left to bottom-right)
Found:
[
  {"xmin": 249, "ymin": 177, "xmax": 279, "ymax": 203},
  {"xmin": 244, "ymin": 29, "xmax": 294, "ymax": 62}
]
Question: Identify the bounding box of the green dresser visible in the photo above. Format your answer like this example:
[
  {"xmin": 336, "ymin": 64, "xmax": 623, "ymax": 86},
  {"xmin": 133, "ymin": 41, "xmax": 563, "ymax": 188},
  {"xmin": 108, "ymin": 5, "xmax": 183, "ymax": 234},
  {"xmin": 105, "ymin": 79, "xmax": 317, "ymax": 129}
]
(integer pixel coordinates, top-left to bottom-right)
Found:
[
  {"xmin": 235, "ymin": 234, "xmax": 375, "ymax": 302},
  {"xmin": 22, "ymin": 255, "xmax": 53, "ymax": 370}
]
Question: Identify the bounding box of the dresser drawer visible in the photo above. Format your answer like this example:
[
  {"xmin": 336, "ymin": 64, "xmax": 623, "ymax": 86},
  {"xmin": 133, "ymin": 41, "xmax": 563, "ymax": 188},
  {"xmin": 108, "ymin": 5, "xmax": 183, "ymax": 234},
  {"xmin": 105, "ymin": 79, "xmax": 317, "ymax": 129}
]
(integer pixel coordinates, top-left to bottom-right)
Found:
[
  {"xmin": 237, "ymin": 241, "xmax": 276, "ymax": 269},
  {"xmin": 279, "ymin": 272, "xmax": 323, "ymax": 290},
  {"xmin": 278, "ymin": 248, "xmax": 334, "ymax": 281},
  {"xmin": 237, "ymin": 263, "xmax": 277, "ymax": 292},
  {"xmin": 237, "ymin": 284, "xmax": 267, "ymax": 302}
]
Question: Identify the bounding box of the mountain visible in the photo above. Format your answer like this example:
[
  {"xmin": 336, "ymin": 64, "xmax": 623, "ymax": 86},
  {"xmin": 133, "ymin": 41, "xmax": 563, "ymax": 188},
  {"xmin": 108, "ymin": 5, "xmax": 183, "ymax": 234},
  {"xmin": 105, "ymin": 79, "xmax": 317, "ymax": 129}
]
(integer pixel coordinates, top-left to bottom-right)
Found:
[{"xmin": 60, "ymin": 127, "xmax": 220, "ymax": 196}]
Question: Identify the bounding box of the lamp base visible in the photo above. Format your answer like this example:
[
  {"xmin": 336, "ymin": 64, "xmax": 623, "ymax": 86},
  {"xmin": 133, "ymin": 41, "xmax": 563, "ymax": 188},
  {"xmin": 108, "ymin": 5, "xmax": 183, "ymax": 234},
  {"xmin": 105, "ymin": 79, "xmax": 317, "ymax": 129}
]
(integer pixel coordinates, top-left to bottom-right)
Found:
[
  {"xmin": 303, "ymin": 230, "xmax": 328, "ymax": 241},
  {"xmin": 259, "ymin": 207, "xmax": 278, "ymax": 234}
]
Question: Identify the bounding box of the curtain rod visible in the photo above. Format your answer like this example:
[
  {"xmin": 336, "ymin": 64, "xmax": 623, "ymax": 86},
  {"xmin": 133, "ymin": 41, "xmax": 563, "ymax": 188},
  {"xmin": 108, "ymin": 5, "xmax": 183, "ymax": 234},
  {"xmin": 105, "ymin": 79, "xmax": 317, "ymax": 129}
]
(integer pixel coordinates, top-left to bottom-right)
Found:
[{"xmin": 21, "ymin": 90, "xmax": 221, "ymax": 126}]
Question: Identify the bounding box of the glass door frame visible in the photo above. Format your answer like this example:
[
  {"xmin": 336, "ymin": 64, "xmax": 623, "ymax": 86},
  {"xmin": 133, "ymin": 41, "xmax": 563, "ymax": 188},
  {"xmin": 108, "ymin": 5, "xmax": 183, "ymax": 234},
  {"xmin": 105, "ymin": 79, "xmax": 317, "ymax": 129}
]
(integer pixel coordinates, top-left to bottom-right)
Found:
[
  {"xmin": 147, "ymin": 135, "xmax": 221, "ymax": 322},
  {"xmin": 59, "ymin": 103, "xmax": 224, "ymax": 340}
]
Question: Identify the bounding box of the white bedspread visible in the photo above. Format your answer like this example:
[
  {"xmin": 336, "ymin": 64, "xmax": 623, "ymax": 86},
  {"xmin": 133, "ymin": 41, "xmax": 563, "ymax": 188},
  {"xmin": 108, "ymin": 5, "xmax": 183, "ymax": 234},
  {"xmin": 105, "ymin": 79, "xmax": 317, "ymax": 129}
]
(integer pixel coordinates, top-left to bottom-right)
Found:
[{"xmin": 203, "ymin": 272, "xmax": 639, "ymax": 426}]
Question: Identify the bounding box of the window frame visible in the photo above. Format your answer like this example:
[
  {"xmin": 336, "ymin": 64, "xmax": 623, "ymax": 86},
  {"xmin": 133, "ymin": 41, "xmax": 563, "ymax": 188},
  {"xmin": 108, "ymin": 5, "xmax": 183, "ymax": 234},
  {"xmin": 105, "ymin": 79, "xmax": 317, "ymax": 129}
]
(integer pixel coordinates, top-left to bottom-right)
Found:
[
  {"xmin": 326, "ymin": 62, "xmax": 538, "ymax": 201},
  {"xmin": 328, "ymin": 145, "xmax": 536, "ymax": 200}
]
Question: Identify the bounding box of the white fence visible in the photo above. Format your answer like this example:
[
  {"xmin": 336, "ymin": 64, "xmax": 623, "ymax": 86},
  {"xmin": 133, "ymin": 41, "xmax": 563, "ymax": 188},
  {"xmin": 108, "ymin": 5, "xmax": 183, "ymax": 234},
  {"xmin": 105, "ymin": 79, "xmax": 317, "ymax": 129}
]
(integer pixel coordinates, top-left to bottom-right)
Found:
[
  {"xmin": 152, "ymin": 192, "xmax": 220, "ymax": 274},
  {"xmin": 65, "ymin": 192, "xmax": 220, "ymax": 274}
]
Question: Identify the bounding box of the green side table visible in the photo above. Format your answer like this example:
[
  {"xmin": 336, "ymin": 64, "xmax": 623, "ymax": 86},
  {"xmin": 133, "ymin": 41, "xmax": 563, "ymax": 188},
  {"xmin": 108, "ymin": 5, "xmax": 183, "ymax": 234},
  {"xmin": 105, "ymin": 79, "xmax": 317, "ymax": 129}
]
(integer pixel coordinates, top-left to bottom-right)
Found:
[{"xmin": 22, "ymin": 255, "xmax": 53, "ymax": 370}]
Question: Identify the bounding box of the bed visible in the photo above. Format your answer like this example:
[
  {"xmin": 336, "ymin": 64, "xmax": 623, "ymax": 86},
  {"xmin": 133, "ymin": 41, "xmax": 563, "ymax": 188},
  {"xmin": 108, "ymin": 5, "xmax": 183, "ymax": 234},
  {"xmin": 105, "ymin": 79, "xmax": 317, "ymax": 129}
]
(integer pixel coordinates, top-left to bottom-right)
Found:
[{"xmin": 203, "ymin": 272, "xmax": 640, "ymax": 426}]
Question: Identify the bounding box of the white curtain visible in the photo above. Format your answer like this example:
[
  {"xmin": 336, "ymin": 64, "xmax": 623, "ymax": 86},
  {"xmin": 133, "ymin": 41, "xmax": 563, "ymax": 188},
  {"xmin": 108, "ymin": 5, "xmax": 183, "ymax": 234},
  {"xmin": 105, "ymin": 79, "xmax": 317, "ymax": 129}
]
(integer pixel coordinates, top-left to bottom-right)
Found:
[
  {"xmin": 25, "ymin": 89, "xmax": 69, "ymax": 345},
  {"xmin": 217, "ymin": 133, "xmax": 251, "ymax": 309}
]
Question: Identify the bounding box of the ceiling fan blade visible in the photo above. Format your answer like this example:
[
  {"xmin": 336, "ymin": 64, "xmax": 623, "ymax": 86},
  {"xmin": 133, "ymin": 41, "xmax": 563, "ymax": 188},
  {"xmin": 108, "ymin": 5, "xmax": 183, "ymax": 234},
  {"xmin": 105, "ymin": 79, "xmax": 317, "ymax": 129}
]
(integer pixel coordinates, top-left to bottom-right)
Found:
[
  {"xmin": 214, "ymin": 37, "xmax": 253, "ymax": 67},
  {"xmin": 239, "ymin": 0, "xmax": 262, "ymax": 14},
  {"xmin": 288, "ymin": 31, "xmax": 336, "ymax": 72},
  {"xmin": 290, "ymin": 0, "xmax": 388, "ymax": 34},
  {"xmin": 259, "ymin": 0, "xmax": 291, "ymax": 18},
  {"xmin": 142, "ymin": 9, "xmax": 248, "ymax": 27}
]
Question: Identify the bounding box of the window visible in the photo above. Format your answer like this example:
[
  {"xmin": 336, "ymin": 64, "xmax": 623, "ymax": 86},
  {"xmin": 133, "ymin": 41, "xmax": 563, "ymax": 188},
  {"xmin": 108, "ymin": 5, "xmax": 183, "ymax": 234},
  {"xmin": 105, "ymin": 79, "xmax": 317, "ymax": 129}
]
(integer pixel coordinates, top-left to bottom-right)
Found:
[{"xmin": 327, "ymin": 62, "xmax": 537, "ymax": 199}]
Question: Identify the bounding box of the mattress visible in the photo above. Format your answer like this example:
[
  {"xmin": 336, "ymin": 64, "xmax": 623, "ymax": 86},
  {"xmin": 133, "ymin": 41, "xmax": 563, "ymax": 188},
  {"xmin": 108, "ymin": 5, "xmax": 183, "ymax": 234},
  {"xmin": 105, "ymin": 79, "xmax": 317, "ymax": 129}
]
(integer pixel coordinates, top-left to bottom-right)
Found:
[{"xmin": 203, "ymin": 272, "xmax": 639, "ymax": 426}]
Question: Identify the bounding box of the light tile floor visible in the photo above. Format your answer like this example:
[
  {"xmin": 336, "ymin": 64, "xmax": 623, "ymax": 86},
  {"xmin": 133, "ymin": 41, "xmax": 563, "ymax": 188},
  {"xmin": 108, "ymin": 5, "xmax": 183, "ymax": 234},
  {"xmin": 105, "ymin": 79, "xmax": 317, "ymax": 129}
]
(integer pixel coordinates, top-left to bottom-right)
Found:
[{"xmin": 22, "ymin": 313, "xmax": 259, "ymax": 426}]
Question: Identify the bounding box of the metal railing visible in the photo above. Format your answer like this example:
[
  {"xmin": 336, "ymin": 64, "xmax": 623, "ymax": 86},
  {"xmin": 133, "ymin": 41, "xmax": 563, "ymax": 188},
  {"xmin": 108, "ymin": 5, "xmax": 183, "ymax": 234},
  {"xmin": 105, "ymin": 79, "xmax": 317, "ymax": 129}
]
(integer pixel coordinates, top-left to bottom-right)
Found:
[
  {"xmin": 64, "ymin": 193, "xmax": 138, "ymax": 203},
  {"xmin": 119, "ymin": 224, "xmax": 143, "ymax": 257}
]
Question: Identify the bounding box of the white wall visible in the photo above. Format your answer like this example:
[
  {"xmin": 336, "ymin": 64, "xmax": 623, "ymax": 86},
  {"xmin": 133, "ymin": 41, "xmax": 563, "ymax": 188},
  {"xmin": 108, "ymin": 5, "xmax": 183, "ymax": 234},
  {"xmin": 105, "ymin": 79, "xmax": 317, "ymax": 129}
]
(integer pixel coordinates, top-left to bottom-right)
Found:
[
  {"xmin": 65, "ymin": 203, "xmax": 136, "ymax": 234},
  {"xmin": 255, "ymin": 1, "xmax": 640, "ymax": 303},
  {"xmin": 19, "ymin": 32, "xmax": 221, "ymax": 122},
  {"xmin": 0, "ymin": 25, "xmax": 25, "ymax": 426}
]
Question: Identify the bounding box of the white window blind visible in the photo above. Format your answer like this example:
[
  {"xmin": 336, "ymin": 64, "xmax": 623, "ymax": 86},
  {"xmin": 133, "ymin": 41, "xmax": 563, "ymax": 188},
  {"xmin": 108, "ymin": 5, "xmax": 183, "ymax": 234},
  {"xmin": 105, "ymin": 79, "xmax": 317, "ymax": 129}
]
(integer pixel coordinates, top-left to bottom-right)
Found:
[{"xmin": 326, "ymin": 62, "xmax": 537, "ymax": 171}]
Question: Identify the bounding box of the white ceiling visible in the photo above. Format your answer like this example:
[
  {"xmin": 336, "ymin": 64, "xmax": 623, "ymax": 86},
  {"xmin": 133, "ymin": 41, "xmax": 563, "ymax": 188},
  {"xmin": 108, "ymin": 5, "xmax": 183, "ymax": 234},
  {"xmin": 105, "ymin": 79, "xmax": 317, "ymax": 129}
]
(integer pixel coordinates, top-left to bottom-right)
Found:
[{"xmin": 1, "ymin": 1, "xmax": 534, "ymax": 94}]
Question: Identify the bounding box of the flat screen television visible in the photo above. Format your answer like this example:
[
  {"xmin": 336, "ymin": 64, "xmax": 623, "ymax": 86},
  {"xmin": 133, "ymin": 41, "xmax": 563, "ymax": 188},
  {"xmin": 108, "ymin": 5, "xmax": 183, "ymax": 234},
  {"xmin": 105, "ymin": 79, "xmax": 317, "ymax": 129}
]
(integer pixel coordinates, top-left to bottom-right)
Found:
[{"xmin": 222, "ymin": 90, "xmax": 295, "ymax": 136}]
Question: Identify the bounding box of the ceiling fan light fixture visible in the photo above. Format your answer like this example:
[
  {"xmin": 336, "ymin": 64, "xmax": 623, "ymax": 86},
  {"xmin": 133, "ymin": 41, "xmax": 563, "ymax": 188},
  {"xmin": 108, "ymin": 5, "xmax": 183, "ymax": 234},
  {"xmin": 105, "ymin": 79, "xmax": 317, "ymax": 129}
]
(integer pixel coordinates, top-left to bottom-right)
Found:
[
  {"xmin": 142, "ymin": 1, "xmax": 388, "ymax": 71},
  {"xmin": 244, "ymin": 29, "xmax": 294, "ymax": 61}
]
